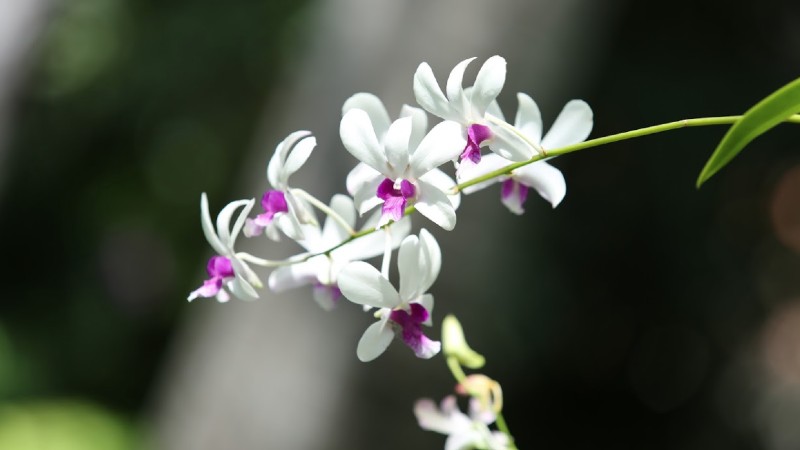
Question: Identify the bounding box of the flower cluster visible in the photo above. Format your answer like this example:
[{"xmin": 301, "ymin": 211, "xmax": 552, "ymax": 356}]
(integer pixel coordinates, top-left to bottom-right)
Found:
[{"xmin": 188, "ymin": 55, "xmax": 593, "ymax": 449}]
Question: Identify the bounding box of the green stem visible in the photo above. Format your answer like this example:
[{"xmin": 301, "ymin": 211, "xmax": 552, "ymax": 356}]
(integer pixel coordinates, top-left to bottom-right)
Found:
[
  {"xmin": 446, "ymin": 356, "xmax": 467, "ymax": 383},
  {"xmin": 290, "ymin": 114, "xmax": 800, "ymax": 263},
  {"xmin": 456, "ymin": 114, "xmax": 800, "ymax": 193}
]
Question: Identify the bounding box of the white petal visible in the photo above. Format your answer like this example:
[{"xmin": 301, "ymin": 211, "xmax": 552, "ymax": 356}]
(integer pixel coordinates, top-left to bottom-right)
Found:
[
  {"xmin": 216, "ymin": 199, "xmax": 252, "ymax": 247},
  {"xmin": 338, "ymin": 261, "xmax": 401, "ymax": 308},
  {"xmin": 397, "ymin": 235, "xmax": 422, "ymax": 301},
  {"xmin": 340, "ymin": 109, "xmax": 389, "ymax": 175},
  {"xmin": 275, "ymin": 211, "xmax": 304, "ymax": 241},
  {"xmin": 415, "ymin": 179, "xmax": 457, "ymax": 231},
  {"xmin": 500, "ymin": 180, "xmax": 526, "ymax": 215},
  {"xmin": 383, "ymin": 117, "xmax": 412, "ymax": 177},
  {"xmin": 200, "ymin": 193, "xmax": 227, "ymax": 256},
  {"xmin": 400, "ymin": 104, "xmax": 429, "ymax": 152},
  {"xmin": 484, "ymin": 98, "xmax": 505, "ymax": 122},
  {"xmin": 313, "ymin": 284, "xmax": 339, "ymax": 311},
  {"xmin": 458, "ymin": 153, "xmax": 508, "ymax": 194},
  {"xmin": 346, "ymin": 162, "xmax": 381, "ymax": 196},
  {"xmin": 342, "ymin": 93, "xmax": 392, "ymax": 140},
  {"xmin": 356, "ymin": 320, "xmax": 395, "ymax": 362},
  {"xmin": 413, "ymin": 62, "xmax": 455, "ymax": 121},
  {"xmin": 410, "ymin": 120, "xmax": 466, "ymax": 178},
  {"xmin": 334, "ymin": 216, "xmax": 411, "ymax": 262},
  {"xmin": 228, "ymin": 198, "xmax": 255, "ymax": 248},
  {"xmin": 321, "ymin": 194, "xmax": 356, "ymax": 245},
  {"xmin": 230, "ymin": 256, "xmax": 263, "ymax": 289},
  {"xmin": 419, "ymin": 168, "xmax": 460, "ymax": 210},
  {"xmin": 268, "ymin": 260, "xmax": 321, "ymax": 292},
  {"xmin": 514, "ymin": 92, "xmax": 543, "ymax": 144},
  {"xmin": 540, "ymin": 100, "xmax": 593, "ymax": 150},
  {"xmin": 228, "ymin": 276, "xmax": 259, "ymax": 301},
  {"xmin": 470, "ymin": 55, "xmax": 506, "ymax": 117},
  {"xmin": 445, "ymin": 429, "xmax": 483, "ymax": 450},
  {"xmin": 418, "ymin": 293, "xmax": 435, "ymax": 326},
  {"xmin": 414, "ymin": 398, "xmax": 456, "ymax": 434},
  {"xmin": 487, "ymin": 120, "xmax": 537, "ymax": 161},
  {"xmin": 280, "ymin": 135, "xmax": 316, "ymax": 184},
  {"xmin": 268, "ymin": 131, "xmax": 311, "ymax": 188},
  {"xmin": 352, "ymin": 177, "xmax": 383, "ymax": 216},
  {"xmin": 418, "ymin": 229, "xmax": 441, "ymax": 293},
  {"xmin": 446, "ymin": 57, "xmax": 474, "ymax": 103},
  {"xmin": 513, "ymin": 161, "xmax": 567, "ymax": 208}
]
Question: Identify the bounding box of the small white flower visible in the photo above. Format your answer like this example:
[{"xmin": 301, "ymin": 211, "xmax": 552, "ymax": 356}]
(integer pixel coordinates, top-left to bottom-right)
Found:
[
  {"xmin": 188, "ymin": 193, "xmax": 262, "ymax": 302},
  {"xmin": 459, "ymin": 93, "xmax": 593, "ymax": 214},
  {"xmin": 337, "ymin": 229, "xmax": 442, "ymax": 362},
  {"xmin": 245, "ymin": 131, "xmax": 317, "ymax": 241},
  {"xmin": 414, "ymin": 55, "xmax": 535, "ymax": 173},
  {"xmin": 268, "ymin": 194, "xmax": 411, "ymax": 311},
  {"xmin": 340, "ymin": 93, "xmax": 464, "ymax": 231},
  {"xmin": 414, "ymin": 396, "xmax": 511, "ymax": 450}
]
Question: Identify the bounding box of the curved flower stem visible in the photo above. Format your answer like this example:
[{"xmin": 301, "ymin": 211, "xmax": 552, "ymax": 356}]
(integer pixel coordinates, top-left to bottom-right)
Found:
[
  {"xmin": 291, "ymin": 188, "xmax": 357, "ymax": 236},
  {"xmin": 291, "ymin": 114, "xmax": 800, "ymax": 263},
  {"xmin": 456, "ymin": 114, "xmax": 800, "ymax": 194}
]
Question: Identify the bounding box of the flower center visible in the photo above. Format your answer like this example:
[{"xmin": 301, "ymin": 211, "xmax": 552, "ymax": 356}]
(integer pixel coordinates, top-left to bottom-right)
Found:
[
  {"xmin": 376, "ymin": 178, "xmax": 416, "ymax": 225},
  {"xmin": 460, "ymin": 123, "xmax": 493, "ymax": 165},
  {"xmin": 389, "ymin": 303, "xmax": 439, "ymax": 359},
  {"xmin": 256, "ymin": 190, "xmax": 289, "ymax": 225},
  {"xmin": 207, "ymin": 255, "xmax": 235, "ymax": 279}
]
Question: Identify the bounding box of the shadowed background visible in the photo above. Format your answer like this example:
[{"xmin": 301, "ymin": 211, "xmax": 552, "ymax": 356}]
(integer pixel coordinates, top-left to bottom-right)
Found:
[{"xmin": 0, "ymin": 0, "xmax": 799, "ymax": 449}]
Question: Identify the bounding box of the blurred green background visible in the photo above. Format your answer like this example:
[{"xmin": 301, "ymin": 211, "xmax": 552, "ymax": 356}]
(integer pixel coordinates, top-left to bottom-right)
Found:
[{"xmin": 1, "ymin": 0, "xmax": 799, "ymax": 449}]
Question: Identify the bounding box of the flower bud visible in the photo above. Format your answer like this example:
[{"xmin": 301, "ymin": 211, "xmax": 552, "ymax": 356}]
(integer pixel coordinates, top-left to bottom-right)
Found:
[{"xmin": 442, "ymin": 315, "xmax": 485, "ymax": 369}]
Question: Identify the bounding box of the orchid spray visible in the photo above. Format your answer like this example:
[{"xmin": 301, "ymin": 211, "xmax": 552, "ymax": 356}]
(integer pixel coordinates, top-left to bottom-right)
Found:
[{"xmin": 188, "ymin": 56, "xmax": 800, "ymax": 448}]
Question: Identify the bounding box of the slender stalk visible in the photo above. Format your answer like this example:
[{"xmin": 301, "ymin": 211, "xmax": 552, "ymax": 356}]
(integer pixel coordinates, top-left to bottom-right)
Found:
[
  {"xmin": 290, "ymin": 114, "xmax": 800, "ymax": 262},
  {"xmin": 291, "ymin": 188, "xmax": 357, "ymax": 236},
  {"xmin": 455, "ymin": 114, "xmax": 800, "ymax": 193}
]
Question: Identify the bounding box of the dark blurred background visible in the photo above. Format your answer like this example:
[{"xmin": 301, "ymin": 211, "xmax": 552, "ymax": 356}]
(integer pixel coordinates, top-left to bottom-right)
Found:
[{"xmin": 0, "ymin": 0, "xmax": 799, "ymax": 449}]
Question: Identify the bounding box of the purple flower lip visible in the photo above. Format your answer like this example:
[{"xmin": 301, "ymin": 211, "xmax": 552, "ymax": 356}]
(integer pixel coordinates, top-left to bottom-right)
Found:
[
  {"xmin": 207, "ymin": 255, "xmax": 235, "ymax": 279},
  {"xmin": 389, "ymin": 303, "xmax": 438, "ymax": 358},
  {"xmin": 255, "ymin": 190, "xmax": 289, "ymax": 226},
  {"xmin": 460, "ymin": 123, "xmax": 493, "ymax": 165},
  {"xmin": 189, "ymin": 255, "xmax": 235, "ymax": 301},
  {"xmin": 376, "ymin": 178, "xmax": 416, "ymax": 224}
]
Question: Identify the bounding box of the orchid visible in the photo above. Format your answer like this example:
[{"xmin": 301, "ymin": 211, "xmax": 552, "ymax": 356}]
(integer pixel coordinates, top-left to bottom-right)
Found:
[
  {"xmin": 267, "ymin": 194, "xmax": 411, "ymax": 310},
  {"xmin": 414, "ymin": 55, "xmax": 535, "ymax": 176},
  {"xmin": 180, "ymin": 51, "xmax": 796, "ymax": 449},
  {"xmin": 414, "ymin": 395, "xmax": 511, "ymax": 450},
  {"xmin": 188, "ymin": 193, "xmax": 262, "ymax": 302},
  {"xmin": 337, "ymin": 229, "xmax": 441, "ymax": 361},
  {"xmin": 459, "ymin": 93, "xmax": 593, "ymax": 214},
  {"xmin": 340, "ymin": 93, "xmax": 465, "ymax": 230},
  {"xmin": 245, "ymin": 130, "xmax": 317, "ymax": 241}
]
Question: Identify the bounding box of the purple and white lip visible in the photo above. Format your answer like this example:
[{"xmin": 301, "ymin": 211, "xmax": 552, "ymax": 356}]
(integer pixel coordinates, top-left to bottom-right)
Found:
[{"xmin": 376, "ymin": 178, "xmax": 416, "ymax": 226}]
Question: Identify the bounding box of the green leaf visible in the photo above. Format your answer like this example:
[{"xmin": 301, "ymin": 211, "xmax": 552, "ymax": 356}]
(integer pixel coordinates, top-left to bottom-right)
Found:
[{"xmin": 697, "ymin": 77, "xmax": 800, "ymax": 187}]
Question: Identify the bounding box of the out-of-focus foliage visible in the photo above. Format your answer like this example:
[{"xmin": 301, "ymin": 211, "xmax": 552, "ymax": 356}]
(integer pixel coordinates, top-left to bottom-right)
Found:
[{"xmin": 0, "ymin": 401, "xmax": 136, "ymax": 450}]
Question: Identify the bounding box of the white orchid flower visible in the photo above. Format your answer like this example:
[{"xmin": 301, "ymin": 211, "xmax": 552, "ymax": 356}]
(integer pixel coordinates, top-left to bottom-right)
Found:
[
  {"xmin": 340, "ymin": 93, "xmax": 465, "ymax": 231},
  {"xmin": 414, "ymin": 396, "xmax": 511, "ymax": 450},
  {"xmin": 337, "ymin": 229, "xmax": 441, "ymax": 362},
  {"xmin": 414, "ymin": 55, "xmax": 536, "ymax": 175},
  {"xmin": 268, "ymin": 194, "xmax": 411, "ymax": 311},
  {"xmin": 187, "ymin": 193, "xmax": 262, "ymax": 302},
  {"xmin": 459, "ymin": 93, "xmax": 593, "ymax": 214},
  {"xmin": 244, "ymin": 131, "xmax": 317, "ymax": 241}
]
